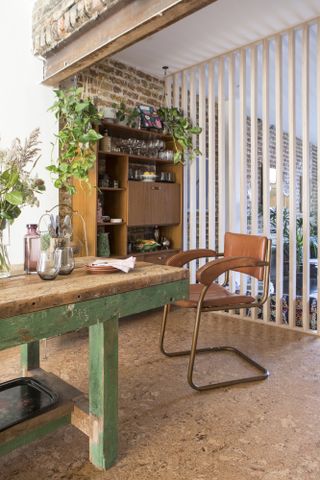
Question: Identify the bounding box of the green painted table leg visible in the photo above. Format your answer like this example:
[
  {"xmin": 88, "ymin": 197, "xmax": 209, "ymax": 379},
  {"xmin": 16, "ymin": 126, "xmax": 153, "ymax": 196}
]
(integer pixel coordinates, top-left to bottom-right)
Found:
[
  {"xmin": 21, "ymin": 341, "xmax": 40, "ymax": 375},
  {"xmin": 89, "ymin": 317, "xmax": 118, "ymax": 470}
]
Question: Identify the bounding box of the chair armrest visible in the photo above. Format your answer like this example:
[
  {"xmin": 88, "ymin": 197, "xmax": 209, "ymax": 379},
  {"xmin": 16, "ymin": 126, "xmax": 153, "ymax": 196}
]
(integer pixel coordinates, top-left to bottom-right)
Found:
[
  {"xmin": 166, "ymin": 248, "xmax": 218, "ymax": 267},
  {"xmin": 196, "ymin": 256, "xmax": 267, "ymax": 286}
]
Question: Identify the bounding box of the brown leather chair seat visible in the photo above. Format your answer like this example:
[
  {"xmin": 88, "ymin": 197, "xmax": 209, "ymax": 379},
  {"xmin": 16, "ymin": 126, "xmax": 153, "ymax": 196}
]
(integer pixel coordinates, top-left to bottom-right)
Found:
[{"xmin": 175, "ymin": 283, "xmax": 255, "ymax": 308}]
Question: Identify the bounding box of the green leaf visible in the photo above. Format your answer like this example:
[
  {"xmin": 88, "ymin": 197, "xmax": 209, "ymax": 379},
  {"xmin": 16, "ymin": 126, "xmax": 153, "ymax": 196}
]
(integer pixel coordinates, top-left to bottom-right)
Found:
[
  {"xmin": 190, "ymin": 126, "xmax": 202, "ymax": 134},
  {"xmin": 75, "ymin": 101, "xmax": 90, "ymax": 112},
  {"xmin": 173, "ymin": 151, "xmax": 183, "ymax": 164},
  {"xmin": 5, "ymin": 191, "xmax": 24, "ymax": 206}
]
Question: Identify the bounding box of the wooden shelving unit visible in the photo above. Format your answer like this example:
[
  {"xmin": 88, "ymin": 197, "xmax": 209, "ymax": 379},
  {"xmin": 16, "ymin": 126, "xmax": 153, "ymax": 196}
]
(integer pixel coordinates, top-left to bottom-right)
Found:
[{"xmin": 72, "ymin": 122, "xmax": 183, "ymax": 264}]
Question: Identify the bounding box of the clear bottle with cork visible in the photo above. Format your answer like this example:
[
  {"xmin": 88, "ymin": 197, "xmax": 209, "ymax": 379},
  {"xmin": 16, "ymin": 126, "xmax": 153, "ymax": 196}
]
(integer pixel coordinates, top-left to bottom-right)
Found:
[
  {"xmin": 24, "ymin": 224, "xmax": 40, "ymax": 274},
  {"xmin": 101, "ymin": 129, "xmax": 112, "ymax": 152}
]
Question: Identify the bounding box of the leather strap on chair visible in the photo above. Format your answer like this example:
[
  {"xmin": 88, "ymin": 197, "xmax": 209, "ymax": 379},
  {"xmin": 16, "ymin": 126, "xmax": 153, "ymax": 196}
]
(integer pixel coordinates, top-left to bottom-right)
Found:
[
  {"xmin": 196, "ymin": 256, "xmax": 267, "ymax": 286},
  {"xmin": 166, "ymin": 249, "xmax": 217, "ymax": 267}
]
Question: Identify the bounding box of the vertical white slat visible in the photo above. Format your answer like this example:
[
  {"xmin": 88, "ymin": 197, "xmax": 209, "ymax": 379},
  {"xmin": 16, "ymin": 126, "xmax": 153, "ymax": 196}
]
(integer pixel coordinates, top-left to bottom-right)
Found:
[
  {"xmin": 218, "ymin": 57, "xmax": 226, "ymax": 254},
  {"xmin": 228, "ymin": 53, "xmax": 236, "ymax": 294},
  {"xmin": 198, "ymin": 64, "xmax": 207, "ymax": 266},
  {"xmin": 288, "ymin": 29, "xmax": 297, "ymax": 329},
  {"xmin": 208, "ymin": 60, "xmax": 216, "ymax": 251},
  {"xmin": 317, "ymin": 20, "xmax": 320, "ymax": 334},
  {"xmin": 189, "ymin": 67, "xmax": 197, "ymax": 282},
  {"xmin": 165, "ymin": 75, "xmax": 172, "ymax": 108},
  {"xmin": 181, "ymin": 70, "xmax": 188, "ymax": 250},
  {"xmin": 275, "ymin": 35, "xmax": 284, "ymax": 326},
  {"xmin": 262, "ymin": 39, "xmax": 271, "ymax": 322},
  {"xmin": 239, "ymin": 48, "xmax": 247, "ymax": 308},
  {"xmin": 250, "ymin": 45, "xmax": 258, "ymax": 319},
  {"xmin": 173, "ymin": 72, "xmax": 180, "ymax": 109},
  {"xmin": 302, "ymin": 25, "xmax": 310, "ymax": 331},
  {"xmin": 228, "ymin": 53, "xmax": 236, "ymax": 231}
]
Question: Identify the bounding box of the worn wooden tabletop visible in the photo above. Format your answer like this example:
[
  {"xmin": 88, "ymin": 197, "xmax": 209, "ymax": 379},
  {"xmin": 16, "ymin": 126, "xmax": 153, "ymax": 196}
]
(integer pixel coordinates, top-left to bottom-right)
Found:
[{"xmin": 0, "ymin": 258, "xmax": 188, "ymax": 319}]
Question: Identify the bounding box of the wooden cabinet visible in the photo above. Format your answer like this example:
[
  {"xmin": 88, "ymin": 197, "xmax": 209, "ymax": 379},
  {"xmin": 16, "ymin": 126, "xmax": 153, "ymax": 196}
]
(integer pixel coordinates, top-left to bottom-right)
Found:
[
  {"xmin": 72, "ymin": 122, "xmax": 183, "ymax": 264},
  {"xmin": 128, "ymin": 182, "xmax": 180, "ymax": 226}
]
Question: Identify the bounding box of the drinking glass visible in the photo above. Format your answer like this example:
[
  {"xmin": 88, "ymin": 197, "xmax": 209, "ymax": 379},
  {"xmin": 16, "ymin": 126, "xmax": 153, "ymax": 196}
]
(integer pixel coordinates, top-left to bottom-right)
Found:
[
  {"xmin": 57, "ymin": 247, "xmax": 75, "ymax": 275},
  {"xmin": 37, "ymin": 249, "xmax": 62, "ymax": 280}
]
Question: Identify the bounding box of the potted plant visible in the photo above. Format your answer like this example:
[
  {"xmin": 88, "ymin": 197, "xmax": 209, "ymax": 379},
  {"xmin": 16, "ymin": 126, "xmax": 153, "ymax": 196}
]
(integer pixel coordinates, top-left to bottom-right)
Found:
[
  {"xmin": 112, "ymin": 102, "xmax": 140, "ymax": 128},
  {"xmin": 48, "ymin": 87, "xmax": 103, "ymax": 195},
  {"xmin": 157, "ymin": 106, "xmax": 202, "ymax": 164},
  {"xmin": 0, "ymin": 129, "xmax": 45, "ymax": 277}
]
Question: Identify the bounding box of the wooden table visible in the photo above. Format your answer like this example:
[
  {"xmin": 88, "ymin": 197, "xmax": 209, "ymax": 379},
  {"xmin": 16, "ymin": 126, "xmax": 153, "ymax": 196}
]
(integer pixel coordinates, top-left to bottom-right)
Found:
[{"xmin": 0, "ymin": 260, "xmax": 188, "ymax": 469}]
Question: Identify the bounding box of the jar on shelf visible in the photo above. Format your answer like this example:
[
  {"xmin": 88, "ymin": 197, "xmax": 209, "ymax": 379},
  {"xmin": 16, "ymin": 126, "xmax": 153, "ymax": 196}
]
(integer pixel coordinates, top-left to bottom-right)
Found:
[
  {"xmin": 97, "ymin": 232, "xmax": 110, "ymax": 257},
  {"xmin": 24, "ymin": 224, "xmax": 40, "ymax": 274},
  {"xmin": 100, "ymin": 130, "xmax": 112, "ymax": 152}
]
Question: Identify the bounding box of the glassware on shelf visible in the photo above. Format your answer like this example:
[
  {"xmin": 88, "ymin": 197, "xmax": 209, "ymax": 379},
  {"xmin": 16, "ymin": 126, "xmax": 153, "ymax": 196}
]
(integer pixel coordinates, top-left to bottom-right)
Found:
[
  {"xmin": 110, "ymin": 136, "xmax": 166, "ymax": 158},
  {"xmin": 57, "ymin": 247, "xmax": 75, "ymax": 275},
  {"xmin": 159, "ymin": 150, "xmax": 174, "ymax": 161},
  {"xmin": 24, "ymin": 224, "xmax": 40, "ymax": 274},
  {"xmin": 37, "ymin": 249, "xmax": 62, "ymax": 280}
]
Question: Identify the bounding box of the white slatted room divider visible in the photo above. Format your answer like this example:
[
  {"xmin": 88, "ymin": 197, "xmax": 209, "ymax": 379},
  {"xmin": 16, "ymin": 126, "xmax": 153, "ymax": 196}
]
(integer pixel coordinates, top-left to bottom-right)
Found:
[{"xmin": 165, "ymin": 17, "xmax": 320, "ymax": 334}]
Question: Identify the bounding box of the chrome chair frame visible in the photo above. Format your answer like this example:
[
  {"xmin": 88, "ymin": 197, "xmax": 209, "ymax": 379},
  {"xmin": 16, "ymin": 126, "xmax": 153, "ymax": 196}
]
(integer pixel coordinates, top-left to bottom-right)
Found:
[{"xmin": 160, "ymin": 239, "xmax": 271, "ymax": 391}]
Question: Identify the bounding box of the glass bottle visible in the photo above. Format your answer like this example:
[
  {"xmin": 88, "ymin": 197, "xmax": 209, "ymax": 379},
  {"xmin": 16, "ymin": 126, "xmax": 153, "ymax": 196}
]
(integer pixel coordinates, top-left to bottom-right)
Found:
[
  {"xmin": 153, "ymin": 225, "xmax": 160, "ymax": 243},
  {"xmin": 24, "ymin": 224, "xmax": 40, "ymax": 274},
  {"xmin": 101, "ymin": 129, "xmax": 111, "ymax": 152}
]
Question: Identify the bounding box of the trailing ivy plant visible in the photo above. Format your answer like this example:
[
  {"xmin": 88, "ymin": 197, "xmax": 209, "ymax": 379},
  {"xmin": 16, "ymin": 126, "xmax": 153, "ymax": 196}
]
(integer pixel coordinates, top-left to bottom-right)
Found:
[
  {"xmin": 48, "ymin": 87, "xmax": 103, "ymax": 195},
  {"xmin": 157, "ymin": 107, "xmax": 202, "ymax": 164}
]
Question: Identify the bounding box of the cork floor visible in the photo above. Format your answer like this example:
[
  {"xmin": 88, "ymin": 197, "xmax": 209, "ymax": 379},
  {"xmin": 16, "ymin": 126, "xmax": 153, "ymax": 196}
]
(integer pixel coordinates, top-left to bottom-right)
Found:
[{"xmin": 1, "ymin": 308, "xmax": 320, "ymax": 480}]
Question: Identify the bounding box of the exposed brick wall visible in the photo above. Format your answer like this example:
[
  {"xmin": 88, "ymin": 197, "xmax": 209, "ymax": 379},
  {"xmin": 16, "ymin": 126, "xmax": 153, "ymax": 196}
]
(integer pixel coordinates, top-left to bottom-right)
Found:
[
  {"xmin": 76, "ymin": 59, "xmax": 165, "ymax": 109},
  {"xmin": 32, "ymin": 0, "xmax": 128, "ymax": 56}
]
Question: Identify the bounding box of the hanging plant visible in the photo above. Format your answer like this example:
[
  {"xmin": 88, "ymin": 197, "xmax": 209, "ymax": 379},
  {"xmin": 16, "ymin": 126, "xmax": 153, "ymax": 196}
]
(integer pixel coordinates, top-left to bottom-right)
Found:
[
  {"xmin": 157, "ymin": 107, "xmax": 202, "ymax": 164},
  {"xmin": 48, "ymin": 87, "xmax": 103, "ymax": 195}
]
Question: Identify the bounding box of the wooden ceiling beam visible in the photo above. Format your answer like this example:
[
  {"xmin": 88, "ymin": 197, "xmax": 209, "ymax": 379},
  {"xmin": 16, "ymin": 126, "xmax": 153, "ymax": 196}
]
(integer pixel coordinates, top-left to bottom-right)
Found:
[{"xmin": 42, "ymin": 0, "xmax": 218, "ymax": 86}]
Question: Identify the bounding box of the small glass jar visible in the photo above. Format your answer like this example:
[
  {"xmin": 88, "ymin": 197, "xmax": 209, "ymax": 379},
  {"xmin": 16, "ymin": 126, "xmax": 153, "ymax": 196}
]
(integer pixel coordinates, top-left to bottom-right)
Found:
[
  {"xmin": 24, "ymin": 224, "xmax": 40, "ymax": 274},
  {"xmin": 57, "ymin": 247, "xmax": 75, "ymax": 275},
  {"xmin": 37, "ymin": 249, "xmax": 62, "ymax": 280}
]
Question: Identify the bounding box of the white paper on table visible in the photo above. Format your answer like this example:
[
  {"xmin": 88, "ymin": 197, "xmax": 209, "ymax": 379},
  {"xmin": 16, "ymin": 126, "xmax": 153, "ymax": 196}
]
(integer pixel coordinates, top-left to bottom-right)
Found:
[{"xmin": 88, "ymin": 256, "xmax": 136, "ymax": 273}]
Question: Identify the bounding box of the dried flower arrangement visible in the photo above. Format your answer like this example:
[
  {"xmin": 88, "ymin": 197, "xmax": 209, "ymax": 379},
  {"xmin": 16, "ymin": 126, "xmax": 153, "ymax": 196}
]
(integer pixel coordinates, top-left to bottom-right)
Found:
[{"xmin": 0, "ymin": 128, "xmax": 45, "ymax": 229}]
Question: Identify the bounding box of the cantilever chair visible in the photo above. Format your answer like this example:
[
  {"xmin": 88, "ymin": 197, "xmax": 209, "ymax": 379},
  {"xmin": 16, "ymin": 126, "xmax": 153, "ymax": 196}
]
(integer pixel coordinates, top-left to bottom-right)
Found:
[{"xmin": 160, "ymin": 232, "xmax": 271, "ymax": 391}]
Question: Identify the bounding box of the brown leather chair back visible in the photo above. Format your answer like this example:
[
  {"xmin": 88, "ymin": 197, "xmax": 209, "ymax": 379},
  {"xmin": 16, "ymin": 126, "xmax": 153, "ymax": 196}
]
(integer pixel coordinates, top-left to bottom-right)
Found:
[{"xmin": 224, "ymin": 232, "xmax": 268, "ymax": 281}]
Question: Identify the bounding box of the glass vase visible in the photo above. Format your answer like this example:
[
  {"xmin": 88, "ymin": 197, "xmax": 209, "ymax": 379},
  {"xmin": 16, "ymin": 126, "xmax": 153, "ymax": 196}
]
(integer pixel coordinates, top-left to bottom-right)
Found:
[{"xmin": 0, "ymin": 227, "xmax": 10, "ymax": 278}]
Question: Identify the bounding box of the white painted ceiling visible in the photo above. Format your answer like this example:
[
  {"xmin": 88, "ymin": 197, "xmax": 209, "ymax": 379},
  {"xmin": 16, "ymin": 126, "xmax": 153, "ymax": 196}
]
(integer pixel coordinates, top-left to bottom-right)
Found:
[{"xmin": 112, "ymin": 0, "xmax": 320, "ymax": 78}]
